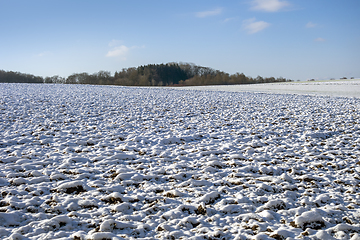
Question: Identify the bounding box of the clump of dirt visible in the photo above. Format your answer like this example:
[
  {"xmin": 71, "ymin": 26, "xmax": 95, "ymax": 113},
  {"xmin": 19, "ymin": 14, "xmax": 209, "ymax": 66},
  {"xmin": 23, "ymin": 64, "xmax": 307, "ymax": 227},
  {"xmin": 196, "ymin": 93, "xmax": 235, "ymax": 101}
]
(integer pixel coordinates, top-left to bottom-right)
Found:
[{"xmin": 64, "ymin": 185, "xmax": 86, "ymax": 194}]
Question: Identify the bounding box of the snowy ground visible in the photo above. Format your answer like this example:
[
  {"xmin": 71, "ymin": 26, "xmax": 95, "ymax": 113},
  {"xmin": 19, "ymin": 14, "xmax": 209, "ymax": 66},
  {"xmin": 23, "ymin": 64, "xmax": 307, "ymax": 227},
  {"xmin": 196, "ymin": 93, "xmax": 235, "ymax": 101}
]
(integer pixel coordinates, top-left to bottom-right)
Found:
[
  {"xmin": 0, "ymin": 83, "xmax": 360, "ymax": 240},
  {"xmin": 176, "ymin": 79, "xmax": 360, "ymax": 98}
]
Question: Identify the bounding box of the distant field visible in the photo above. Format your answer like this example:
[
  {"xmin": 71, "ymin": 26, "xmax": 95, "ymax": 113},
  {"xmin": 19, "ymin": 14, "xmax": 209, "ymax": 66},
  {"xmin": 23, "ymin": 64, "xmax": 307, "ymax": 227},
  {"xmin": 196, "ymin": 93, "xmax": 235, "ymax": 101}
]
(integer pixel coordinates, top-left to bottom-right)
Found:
[{"xmin": 178, "ymin": 79, "xmax": 360, "ymax": 98}]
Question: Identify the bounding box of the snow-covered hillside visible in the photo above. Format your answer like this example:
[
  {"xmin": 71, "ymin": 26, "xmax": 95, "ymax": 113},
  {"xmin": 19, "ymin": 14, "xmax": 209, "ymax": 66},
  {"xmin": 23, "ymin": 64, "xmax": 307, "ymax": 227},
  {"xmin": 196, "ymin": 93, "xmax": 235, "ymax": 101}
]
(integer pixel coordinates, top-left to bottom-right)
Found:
[{"xmin": 0, "ymin": 83, "xmax": 360, "ymax": 240}]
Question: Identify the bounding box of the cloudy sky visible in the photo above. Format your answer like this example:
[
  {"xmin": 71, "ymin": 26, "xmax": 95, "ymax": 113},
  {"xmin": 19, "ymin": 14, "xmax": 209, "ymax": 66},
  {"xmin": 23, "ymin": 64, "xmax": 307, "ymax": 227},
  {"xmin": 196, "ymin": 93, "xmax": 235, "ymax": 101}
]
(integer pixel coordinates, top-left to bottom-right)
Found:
[{"xmin": 1, "ymin": 0, "xmax": 359, "ymax": 80}]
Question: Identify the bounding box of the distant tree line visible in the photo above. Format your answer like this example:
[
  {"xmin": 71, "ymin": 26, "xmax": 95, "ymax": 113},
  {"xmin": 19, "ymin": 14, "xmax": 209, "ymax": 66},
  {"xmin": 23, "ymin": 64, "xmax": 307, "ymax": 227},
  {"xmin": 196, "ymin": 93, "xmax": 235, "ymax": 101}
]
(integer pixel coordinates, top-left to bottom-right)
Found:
[
  {"xmin": 0, "ymin": 70, "xmax": 43, "ymax": 83},
  {"xmin": 0, "ymin": 62, "xmax": 293, "ymax": 86}
]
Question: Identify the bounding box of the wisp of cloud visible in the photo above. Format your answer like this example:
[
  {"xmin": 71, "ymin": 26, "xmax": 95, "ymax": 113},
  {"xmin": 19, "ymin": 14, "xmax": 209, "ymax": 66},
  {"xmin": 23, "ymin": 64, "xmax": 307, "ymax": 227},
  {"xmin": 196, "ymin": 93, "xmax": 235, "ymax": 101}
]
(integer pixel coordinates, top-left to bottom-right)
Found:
[
  {"xmin": 106, "ymin": 45, "xmax": 129, "ymax": 58},
  {"xmin": 243, "ymin": 18, "xmax": 271, "ymax": 34},
  {"xmin": 306, "ymin": 22, "xmax": 317, "ymax": 28},
  {"xmin": 195, "ymin": 7, "xmax": 223, "ymax": 18},
  {"xmin": 250, "ymin": 0, "xmax": 290, "ymax": 12}
]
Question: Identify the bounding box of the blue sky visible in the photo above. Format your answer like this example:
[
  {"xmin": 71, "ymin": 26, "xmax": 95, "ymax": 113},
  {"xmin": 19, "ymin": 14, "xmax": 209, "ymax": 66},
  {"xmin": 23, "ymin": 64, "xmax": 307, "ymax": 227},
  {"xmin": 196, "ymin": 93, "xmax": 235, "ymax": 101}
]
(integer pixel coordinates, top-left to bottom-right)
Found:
[{"xmin": 1, "ymin": 0, "xmax": 359, "ymax": 81}]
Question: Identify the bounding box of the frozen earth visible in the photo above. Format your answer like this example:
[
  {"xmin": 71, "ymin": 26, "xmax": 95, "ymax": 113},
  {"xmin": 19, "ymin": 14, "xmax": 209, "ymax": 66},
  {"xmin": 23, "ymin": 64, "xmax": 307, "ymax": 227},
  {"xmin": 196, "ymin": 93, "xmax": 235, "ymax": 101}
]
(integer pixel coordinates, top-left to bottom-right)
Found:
[
  {"xmin": 177, "ymin": 79, "xmax": 360, "ymax": 98},
  {"xmin": 0, "ymin": 83, "xmax": 360, "ymax": 240}
]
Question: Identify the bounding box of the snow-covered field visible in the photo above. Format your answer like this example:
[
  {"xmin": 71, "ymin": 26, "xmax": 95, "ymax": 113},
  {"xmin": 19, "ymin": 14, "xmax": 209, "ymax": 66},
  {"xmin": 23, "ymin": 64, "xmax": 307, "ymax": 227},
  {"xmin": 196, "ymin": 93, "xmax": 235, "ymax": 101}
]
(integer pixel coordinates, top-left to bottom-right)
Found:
[
  {"xmin": 177, "ymin": 79, "xmax": 360, "ymax": 98},
  {"xmin": 1, "ymin": 82, "xmax": 360, "ymax": 240}
]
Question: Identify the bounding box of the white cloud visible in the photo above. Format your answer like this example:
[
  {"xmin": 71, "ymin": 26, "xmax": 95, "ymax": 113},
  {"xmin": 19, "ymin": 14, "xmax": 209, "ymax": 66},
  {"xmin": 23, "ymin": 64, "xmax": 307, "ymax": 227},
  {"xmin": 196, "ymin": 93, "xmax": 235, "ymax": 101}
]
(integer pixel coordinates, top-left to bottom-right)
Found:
[
  {"xmin": 306, "ymin": 21, "xmax": 317, "ymax": 28},
  {"xmin": 36, "ymin": 51, "xmax": 51, "ymax": 57},
  {"xmin": 106, "ymin": 43, "xmax": 145, "ymax": 60},
  {"xmin": 314, "ymin": 37, "xmax": 325, "ymax": 42},
  {"xmin": 250, "ymin": 0, "xmax": 290, "ymax": 12},
  {"xmin": 106, "ymin": 45, "xmax": 129, "ymax": 59},
  {"xmin": 108, "ymin": 39, "xmax": 123, "ymax": 47},
  {"xmin": 242, "ymin": 18, "xmax": 271, "ymax": 34},
  {"xmin": 223, "ymin": 17, "xmax": 237, "ymax": 23},
  {"xmin": 196, "ymin": 7, "xmax": 223, "ymax": 18}
]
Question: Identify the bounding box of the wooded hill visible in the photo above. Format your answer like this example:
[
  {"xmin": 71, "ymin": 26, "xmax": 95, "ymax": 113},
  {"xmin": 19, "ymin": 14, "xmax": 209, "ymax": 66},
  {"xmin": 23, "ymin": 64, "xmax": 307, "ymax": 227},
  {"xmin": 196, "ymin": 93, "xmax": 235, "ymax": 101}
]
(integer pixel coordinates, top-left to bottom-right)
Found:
[{"xmin": 0, "ymin": 62, "xmax": 293, "ymax": 86}]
